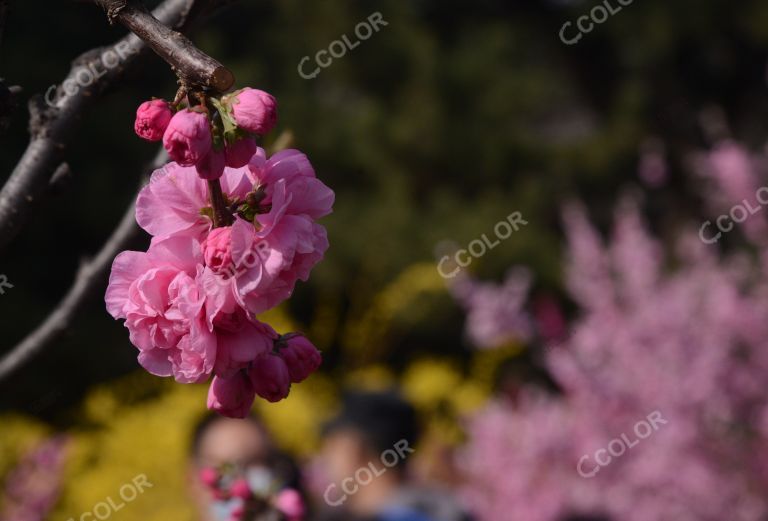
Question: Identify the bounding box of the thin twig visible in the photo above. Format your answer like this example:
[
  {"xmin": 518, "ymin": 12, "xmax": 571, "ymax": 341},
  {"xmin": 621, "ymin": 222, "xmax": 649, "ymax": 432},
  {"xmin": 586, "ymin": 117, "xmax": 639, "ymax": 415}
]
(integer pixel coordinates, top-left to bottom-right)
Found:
[
  {"xmin": 0, "ymin": 149, "xmax": 167, "ymax": 383},
  {"xmin": 207, "ymin": 179, "xmax": 234, "ymax": 227},
  {"xmin": 93, "ymin": 0, "xmax": 234, "ymax": 91},
  {"xmin": 0, "ymin": 0, "xmax": 233, "ymax": 253}
]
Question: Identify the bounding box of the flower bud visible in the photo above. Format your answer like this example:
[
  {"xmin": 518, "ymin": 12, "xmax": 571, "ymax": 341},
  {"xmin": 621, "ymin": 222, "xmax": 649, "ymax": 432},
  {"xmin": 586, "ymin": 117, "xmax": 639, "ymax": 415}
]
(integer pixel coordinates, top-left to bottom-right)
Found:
[
  {"xmin": 162, "ymin": 109, "xmax": 212, "ymax": 166},
  {"xmin": 134, "ymin": 99, "xmax": 172, "ymax": 141},
  {"xmin": 224, "ymin": 137, "xmax": 258, "ymax": 168},
  {"xmin": 249, "ymin": 354, "xmax": 291, "ymax": 402},
  {"xmin": 199, "ymin": 467, "xmax": 219, "ymax": 488},
  {"xmin": 231, "ymin": 88, "xmax": 277, "ymax": 135},
  {"xmin": 203, "ymin": 227, "xmax": 233, "ymax": 274},
  {"xmin": 196, "ymin": 148, "xmax": 226, "ymax": 180},
  {"xmin": 279, "ymin": 334, "xmax": 321, "ymax": 383},
  {"xmin": 207, "ymin": 372, "xmax": 256, "ymax": 419},
  {"xmin": 230, "ymin": 478, "xmax": 252, "ymax": 500}
]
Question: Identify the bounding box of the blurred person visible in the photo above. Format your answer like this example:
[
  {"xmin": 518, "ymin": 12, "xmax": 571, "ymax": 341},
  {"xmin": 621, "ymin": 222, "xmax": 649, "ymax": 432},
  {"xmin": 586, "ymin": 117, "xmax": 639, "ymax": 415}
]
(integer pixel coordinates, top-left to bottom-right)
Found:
[
  {"xmin": 313, "ymin": 391, "xmax": 471, "ymax": 521},
  {"xmin": 189, "ymin": 412, "xmax": 306, "ymax": 521}
]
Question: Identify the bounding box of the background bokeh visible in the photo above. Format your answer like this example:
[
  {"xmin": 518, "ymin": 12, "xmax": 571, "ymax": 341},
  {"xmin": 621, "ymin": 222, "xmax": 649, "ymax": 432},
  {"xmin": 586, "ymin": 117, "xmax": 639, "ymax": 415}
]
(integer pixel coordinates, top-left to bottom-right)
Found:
[{"xmin": 2, "ymin": 0, "xmax": 768, "ymax": 520}]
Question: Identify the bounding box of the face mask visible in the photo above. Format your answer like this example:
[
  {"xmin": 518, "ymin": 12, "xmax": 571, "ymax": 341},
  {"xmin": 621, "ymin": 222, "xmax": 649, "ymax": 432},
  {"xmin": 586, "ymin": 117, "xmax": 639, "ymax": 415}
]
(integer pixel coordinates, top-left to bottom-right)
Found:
[
  {"xmin": 246, "ymin": 465, "xmax": 275, "ymax": 496},
  {"xmin": 209, "ymin": 497, "xmax": 244, "ymax": 521}
]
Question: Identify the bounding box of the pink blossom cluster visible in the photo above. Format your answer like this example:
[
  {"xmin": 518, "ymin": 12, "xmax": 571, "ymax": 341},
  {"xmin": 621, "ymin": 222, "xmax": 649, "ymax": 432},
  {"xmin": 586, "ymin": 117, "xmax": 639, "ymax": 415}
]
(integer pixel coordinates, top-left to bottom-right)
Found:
[
  {"xmin": 448, "ymin": 268, "xmax": 535, "ymax": 348},
  {"xmin": 691, "ymin": 139, "xmax": 768, "ymax": 243},
  {"xmin": 199, "ymin": 467, "xmax": 305, "ymax": 521},
  {"xmin": 0, "ymin": 436, "xmax": 68, "ymax": 521},
  {"xmin": 134, "ymin": 88, "xmax": 276, "ymax": 180},
  {"xmin": 108, "ymin": 89, "xmax": 333, "ymax": 417},
  {"xmin": 457, "ymin": 191, "xmax": 768, "ymax": 520}
]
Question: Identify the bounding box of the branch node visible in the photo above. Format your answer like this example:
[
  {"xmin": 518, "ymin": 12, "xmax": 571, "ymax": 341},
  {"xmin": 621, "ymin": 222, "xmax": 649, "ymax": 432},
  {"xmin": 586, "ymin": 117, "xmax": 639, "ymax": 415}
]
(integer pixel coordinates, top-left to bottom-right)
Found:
[
  {"xmin": 97, "ymin": 0, "xmax": 129, "ymax": 24},
  {"xmin": 27, "ymin": 95, "xmax": 58, "ymax": 138}
]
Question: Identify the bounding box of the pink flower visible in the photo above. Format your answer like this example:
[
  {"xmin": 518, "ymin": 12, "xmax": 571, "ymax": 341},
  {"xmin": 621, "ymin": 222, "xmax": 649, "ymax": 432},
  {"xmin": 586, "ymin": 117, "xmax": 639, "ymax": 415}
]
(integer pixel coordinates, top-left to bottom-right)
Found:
[
  {"xmin": 225, "ymin": 138, "xmax": 257, "ymax": 168},
  {"xmin": 275, "ymin": 488, "xmax": 305, "ymax": 521},
  {"xmin": 134, "ymin": 99, "xmax": 172, "ymax": 141},
  {"xmin": 449, "ymin": 268, "xmax": 534, "ymax": 349},
  {"xmin": 105, "ymin": 235, "xmax": 216, "ymax": 383},
  {"xmin": 230, "ymin": 88, "xmax": 277, "ymax": 134},
  {"xmin": 207, "ymin": 372, "xmax": 256, "ymax": 419},
  {"xmin": 162, "ymin": 109, "xmax": 212, "ymax": 166},
  {"xmin": 279, "ymin": 334, "xmax": 321, "ymax": 383},
  {"xmin": 199, "ymin": 468, "xmax": 219, "ymax": 487},
  {"xmin": 229, "ymin": 479, "xmax": 252, "ymax": 500},
  {"xmin": 211, "ymin": 308, "xmax": 277, "ymax": 378},
  {"xmin": 250, "ymin": 148, "xmax": 335, "ymax": 219},
  {"xmin": 135, "ymin": 162, "xmax": 212, "ymax": 240},
  {"xmin": 203, "ymin": 227, "xmax": 234, "ymax": 274},
  {"xmin": 135, "ymin": 158, "xmax": 259, "ymax": 241},
  {"xmin": 196, "ymin": 148, "xmax": 225, "ymax": 180},
  {"xmin": 136, "ymin": 148, "xmax": 333, "ymax": 239},
  {"xmin": 249, "ymin": 354, "xmax": 290, "ymax": 402},
  {"xmin": 229, "ymin": 214, "xmax": 330, "ymax": 315},
  {"xmin": 135, "ymin": 150, "xmax": 333, "ymax": 315}
]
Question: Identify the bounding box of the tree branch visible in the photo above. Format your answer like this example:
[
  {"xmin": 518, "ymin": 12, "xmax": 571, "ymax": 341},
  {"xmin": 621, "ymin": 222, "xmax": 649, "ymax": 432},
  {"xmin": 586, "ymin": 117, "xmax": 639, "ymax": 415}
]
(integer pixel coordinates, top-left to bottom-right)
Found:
[
  {"xmin": 0, "ymin": 0, "xmax": 233, "ymax": 253},
  {"xmin": 93, "ymin": 0, "xmax": 235, "ymax": 92},
  {"xmin": 0, "ymin": 149, "xmax": 167, "ymax": 383}
]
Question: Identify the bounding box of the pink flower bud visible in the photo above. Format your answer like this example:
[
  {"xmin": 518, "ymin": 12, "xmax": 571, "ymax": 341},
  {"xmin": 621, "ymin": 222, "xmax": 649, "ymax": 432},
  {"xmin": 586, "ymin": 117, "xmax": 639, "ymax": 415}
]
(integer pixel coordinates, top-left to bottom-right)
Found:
[
  {"xmin": 199, "ymin": 467, "xmax": 219, "ymax": 488},
  {"xmin": 230, "ymin": 478, "xmax": 252, "ymax": 500},
  {"xmin": 249, "ymin": 354, "xmax": 291, "ymax": 403},
  {"xmin": 207, "ymin": 372, "xmax": 256, "ymax": 419},
  {"xmin": 231, "ymin": 88, "xmax": 277, "ymax": 135},
  {"xmin": 279, "ymin": 334, "xmax": 321, "ymax": 383},
  {"xmin": 203, "ymin": 227, "xmax": 233, "ymax": 274},
  {"xmin": 134, "ymin": 99, "xmax": 172, "ymax": 141},
  {"xmin": 196, "ymin": 148, "xmax": 226, "ymax": 180},
  {"xmin": 162, "ymin": 109, "xmax": 212, "ymax": 166},
  {"xmin": 275, "ymin": 488, "xmax": 305, "ymax": 521},
  {"xmin": 224, "ymin": 137, "xmax": 257, "ymax": 168}
]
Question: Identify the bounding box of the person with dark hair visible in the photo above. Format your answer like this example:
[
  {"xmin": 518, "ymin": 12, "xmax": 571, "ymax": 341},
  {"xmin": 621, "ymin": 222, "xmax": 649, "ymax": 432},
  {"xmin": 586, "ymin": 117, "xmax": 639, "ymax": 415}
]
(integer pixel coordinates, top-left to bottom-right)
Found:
[
  {"xmin": 188, "ymin": 412, "xmax": 305, "ymax": 521},
  {"xmin": 313, "ymin": 391, "xmax": 471, "ymax": 521}
]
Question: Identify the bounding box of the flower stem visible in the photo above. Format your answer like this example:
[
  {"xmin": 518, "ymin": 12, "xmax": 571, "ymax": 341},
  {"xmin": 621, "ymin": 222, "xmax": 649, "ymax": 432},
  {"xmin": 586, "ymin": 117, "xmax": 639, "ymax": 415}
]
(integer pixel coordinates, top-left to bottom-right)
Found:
[{"xmin": 207, "ymin": 179, "xmax": 233, "ymax": 228}]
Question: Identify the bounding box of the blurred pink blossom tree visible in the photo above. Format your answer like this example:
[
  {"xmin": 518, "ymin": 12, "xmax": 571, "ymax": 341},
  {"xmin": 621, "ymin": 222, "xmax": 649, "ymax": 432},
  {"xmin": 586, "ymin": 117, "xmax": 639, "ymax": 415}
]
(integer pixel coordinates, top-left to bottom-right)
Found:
[{"xmin": 456, "ymin": 144, "xmax": 768, "ymax": 520}]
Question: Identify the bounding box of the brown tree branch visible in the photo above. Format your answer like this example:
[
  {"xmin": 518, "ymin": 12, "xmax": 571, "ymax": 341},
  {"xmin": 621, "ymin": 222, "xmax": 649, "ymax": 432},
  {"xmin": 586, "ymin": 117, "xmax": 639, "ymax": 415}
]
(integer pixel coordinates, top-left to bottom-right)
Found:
[
  {"xmin": 0, "ymin": 0, "xmax": 233, "ymax": 253},
  {"xmin": 93, "ymin": 0, "xmax": 235, "ymax": 92},
  {"xmin": 0, "ymin": 149, "xmax": 167, "ymax": 383}
]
